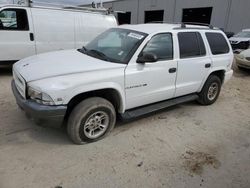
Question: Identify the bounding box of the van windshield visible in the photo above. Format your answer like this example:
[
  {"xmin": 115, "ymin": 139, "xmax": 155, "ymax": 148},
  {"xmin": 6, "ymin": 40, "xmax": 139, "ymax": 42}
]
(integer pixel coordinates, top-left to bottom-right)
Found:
[
  {"xmin": 234, "ymin": 31, "xmax": 250, "ymax": 38},
  {"xmin": 80, "ymin": 28, "xmax": 147, "ymax": 64}
]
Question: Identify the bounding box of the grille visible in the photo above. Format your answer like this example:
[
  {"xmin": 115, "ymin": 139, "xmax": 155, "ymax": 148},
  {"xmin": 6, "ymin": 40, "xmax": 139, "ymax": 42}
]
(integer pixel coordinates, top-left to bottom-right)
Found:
[
  {"xmin": 13, "ymin": 68, "xmax": 26, "ymax": 99},
  {"xmin": 231, "ymin": 41, "xmax": 250, "ymax": 50}
]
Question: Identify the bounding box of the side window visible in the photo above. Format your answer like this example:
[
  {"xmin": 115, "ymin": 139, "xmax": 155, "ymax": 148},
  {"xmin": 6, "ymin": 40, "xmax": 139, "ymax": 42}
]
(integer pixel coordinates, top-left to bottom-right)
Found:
[
  {"xmin": 142, "ymin": 33, "xmax": 173, "ymax": 60},
  {"xmin": 205, "ymin": 33, "xmax": 230, "ymax": 55},
  {"xmin": 178, "ymin": 32, "xmax": 206, "ymax": 59},
  {"xmin": 0, "ymin": 9, "xmax": 29, "ymax": 30}
]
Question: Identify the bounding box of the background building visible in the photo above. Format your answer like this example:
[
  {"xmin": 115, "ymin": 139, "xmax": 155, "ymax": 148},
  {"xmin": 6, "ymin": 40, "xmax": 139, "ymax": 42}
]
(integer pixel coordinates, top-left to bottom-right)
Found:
[{"xmin": 86, "ymin": 0, "xmax": 250, "ymax": 33}]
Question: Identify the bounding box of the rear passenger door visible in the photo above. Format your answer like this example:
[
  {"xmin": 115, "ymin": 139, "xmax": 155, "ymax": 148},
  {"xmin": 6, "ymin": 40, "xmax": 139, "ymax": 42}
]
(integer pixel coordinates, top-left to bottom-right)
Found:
[
  {"xmin": 205, "ymin": 32, "xmax": 232, "ymax": 70},
  {"xmin": 0, "ymin": 8, "xmax": 36, "ymax": 62},
  {"xmin": 175, "ymin": 32, "xmax": 211, "ymax": 97}
]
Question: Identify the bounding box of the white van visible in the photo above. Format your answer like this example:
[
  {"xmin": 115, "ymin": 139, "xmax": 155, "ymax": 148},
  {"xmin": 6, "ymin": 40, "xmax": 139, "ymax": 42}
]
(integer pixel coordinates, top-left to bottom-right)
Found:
[{"xmin": 0, "ymin": 4, "xmax": 117, "ymax": 64}]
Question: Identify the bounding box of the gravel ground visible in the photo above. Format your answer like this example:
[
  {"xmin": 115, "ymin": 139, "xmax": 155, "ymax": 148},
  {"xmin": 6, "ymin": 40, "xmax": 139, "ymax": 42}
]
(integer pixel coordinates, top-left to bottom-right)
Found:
[{"xmin": 0, "ymin": 65, "xmax": 249, "ymax": 188}]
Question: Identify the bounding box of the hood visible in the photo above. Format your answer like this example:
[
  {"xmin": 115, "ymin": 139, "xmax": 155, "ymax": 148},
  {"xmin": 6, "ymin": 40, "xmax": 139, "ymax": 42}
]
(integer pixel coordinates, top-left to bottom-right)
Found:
[
  {"xmin": 240, "ymin": 49, "xmax": 250, "ymax": 56},
  {"xmin": 229, "ymin": 37, "xmax": 250, "ymax": 42},
  {"xmin": 14, "ymin": 50, "xmax": 126, "ymax": 82}
]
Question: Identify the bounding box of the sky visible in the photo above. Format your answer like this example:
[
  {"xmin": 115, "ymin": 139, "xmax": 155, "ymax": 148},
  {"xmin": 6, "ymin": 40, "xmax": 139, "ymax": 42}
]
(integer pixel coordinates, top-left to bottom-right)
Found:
[{"xmin": 0, "ymin": 0, "xmax": 113, "ymax": 6}]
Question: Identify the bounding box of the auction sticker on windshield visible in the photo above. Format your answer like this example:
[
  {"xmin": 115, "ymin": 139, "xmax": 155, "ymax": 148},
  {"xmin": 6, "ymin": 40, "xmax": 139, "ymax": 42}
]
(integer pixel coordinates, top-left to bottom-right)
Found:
[{"xmin": 128, "ymin": 33, "xmax": 144, "ymax": 40}]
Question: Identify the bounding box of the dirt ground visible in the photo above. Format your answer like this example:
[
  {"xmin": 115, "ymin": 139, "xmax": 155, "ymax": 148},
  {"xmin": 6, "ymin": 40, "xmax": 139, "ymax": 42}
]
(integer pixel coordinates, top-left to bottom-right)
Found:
[{"xmin": 0, "ymin": 65, "xmax": 249, "ymax": 188}]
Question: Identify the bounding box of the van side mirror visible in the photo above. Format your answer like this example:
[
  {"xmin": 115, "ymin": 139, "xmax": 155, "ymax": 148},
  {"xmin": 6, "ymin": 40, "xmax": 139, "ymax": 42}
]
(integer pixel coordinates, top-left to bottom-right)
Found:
[{"xmin": 137, "ymin": 52, "xmax": 158, "ymax": 64}]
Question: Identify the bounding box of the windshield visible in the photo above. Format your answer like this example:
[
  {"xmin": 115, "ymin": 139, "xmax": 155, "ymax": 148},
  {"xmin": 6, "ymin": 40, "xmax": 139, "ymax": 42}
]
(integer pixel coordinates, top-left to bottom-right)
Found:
[
  {"xmin": 81, "ymin": 28, "xmax": 147, "ymax": 64},
  {"xmin": 234, "ymin": 31, "xmax": 250, "ymax": 38}
]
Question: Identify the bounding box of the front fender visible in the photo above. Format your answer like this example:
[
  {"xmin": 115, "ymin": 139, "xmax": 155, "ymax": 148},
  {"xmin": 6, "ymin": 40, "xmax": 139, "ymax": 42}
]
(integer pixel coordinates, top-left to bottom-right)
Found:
[{"xmin": 64, "ymin": 82, "xmax": 126, "ymax": 113}]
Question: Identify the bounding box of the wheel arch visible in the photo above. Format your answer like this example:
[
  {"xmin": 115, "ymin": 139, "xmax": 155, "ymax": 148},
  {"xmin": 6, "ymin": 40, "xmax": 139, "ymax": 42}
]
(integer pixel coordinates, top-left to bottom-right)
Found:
[
  {"xmin": 198, "ymin": 68, "xmax": 226, "ymax": 92},
  {"xmin": 65, "ymin": 88, "xmax": 124, "ymax": 120},
  {"xmin": 209, "ymin": 69, "xmax": 226, "ymax": 83}
]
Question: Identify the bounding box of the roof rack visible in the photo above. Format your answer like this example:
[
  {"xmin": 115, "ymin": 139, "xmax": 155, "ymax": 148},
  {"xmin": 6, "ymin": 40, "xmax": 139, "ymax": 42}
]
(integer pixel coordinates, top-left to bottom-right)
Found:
[
  {"xmin": 146, "ymin": 21, "xmax": 165, "ymax": 24},
  {"xmin": 63, "ymin": 6, "xmax": 108, "ymax": 14},
  {"xmin": 11, "ymin": 0, "xmax": 110, "ymax": 14},
  {"xmin": 146, "ymin": 21, "xmax": 215, "ymax": 29},
  {"xmin": 180, "ymin": 22, "xmax": 214, "ymax": 29}
]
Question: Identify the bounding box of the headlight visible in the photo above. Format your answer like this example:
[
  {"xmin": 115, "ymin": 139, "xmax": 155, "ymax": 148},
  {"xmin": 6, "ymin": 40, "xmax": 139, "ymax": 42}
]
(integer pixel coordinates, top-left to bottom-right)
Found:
[{"xmin": 28, "ymin": 87, "xmax": 55, "ymax": 105}]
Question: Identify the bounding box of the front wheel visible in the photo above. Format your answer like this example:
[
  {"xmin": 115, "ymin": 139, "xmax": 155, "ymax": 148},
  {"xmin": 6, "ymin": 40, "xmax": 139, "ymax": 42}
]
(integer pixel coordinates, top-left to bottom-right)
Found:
[
  {"xmin": 198, "ymin": 75, "xmax": 222, "ymax": 105},
  {"xmin": 67, "ymin": 97, "xmax": 116, "ymax": 144}
]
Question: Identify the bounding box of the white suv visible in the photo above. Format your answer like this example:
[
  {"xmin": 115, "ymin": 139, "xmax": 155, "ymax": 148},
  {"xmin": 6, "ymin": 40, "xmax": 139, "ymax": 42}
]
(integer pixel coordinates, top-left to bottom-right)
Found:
[{"xmin": 12, "ymin": 23, "xmax": 234, "ymax": 144}]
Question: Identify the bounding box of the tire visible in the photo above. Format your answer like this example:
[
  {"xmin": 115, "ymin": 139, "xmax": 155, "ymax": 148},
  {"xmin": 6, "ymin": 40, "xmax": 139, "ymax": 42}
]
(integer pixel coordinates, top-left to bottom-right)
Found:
[
  {"xmin": 67, "ymin": 97, "xmax": 116, "ymax": 144},
  {"xmin": 197, "ymin": 75, "xmax": 222, "ymax": 105}
]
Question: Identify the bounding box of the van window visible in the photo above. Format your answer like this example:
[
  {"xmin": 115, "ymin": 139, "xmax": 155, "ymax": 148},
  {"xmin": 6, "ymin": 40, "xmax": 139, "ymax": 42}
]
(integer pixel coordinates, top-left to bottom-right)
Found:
[
  {"xmin": 0, "ymin": 9, "xmax": 29, "ymax": 30},
  {"xmin": 178, "ymin": 32, "xmax": 206, "ymax": 59},
  {"xmin": 206, "ymin": 33, "xmax": 230, "ymax": 55},
  {"xmin": 142, "ymin": 33, "xmax": 173, "ymax": 60}
]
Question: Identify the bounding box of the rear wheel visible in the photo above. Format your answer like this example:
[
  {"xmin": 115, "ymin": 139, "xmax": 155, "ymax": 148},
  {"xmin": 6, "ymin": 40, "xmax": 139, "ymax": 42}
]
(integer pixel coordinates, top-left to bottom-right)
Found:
[
  {"xmin": 67, "ymin": 97, "xmax": 116, "ymax": 144},
  {"xmin": 198, "ymin": 75, "xmax": 222, "ymax": 105}
]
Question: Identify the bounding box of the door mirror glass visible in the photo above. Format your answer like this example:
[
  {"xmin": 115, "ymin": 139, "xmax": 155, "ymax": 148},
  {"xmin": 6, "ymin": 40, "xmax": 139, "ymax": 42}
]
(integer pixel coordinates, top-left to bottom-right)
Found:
[{"xmin": 137, "ymin": 52, "xmax": 158, "ymax": 63}]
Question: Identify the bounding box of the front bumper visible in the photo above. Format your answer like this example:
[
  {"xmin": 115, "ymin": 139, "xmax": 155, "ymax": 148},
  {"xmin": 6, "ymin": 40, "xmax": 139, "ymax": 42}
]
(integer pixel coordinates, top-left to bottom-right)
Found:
[
  {"xmin": 235, "ymin": 56, "xmax": 250, "ymax": 69},
  {"xmin": 12, "ymin": 80, "xmax": 67, "ymax": 128}
]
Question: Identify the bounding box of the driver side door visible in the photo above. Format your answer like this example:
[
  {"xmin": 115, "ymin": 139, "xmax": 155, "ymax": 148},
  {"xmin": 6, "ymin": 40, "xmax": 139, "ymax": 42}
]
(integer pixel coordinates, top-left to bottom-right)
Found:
[
  {"xmin": 0, "ymin": 8, "xmax": 36, "ymax": 62},
  {"xmin": 125, "ymin": 33, "xmax": 177, "ymax": 110}
]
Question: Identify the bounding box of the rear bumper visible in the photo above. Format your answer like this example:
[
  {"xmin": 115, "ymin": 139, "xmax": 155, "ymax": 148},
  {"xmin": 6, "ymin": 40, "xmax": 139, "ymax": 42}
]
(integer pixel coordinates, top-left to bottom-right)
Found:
[
  {"xmin": 12, "ymin": 80, "xmax": 67, "ymax": 128},
  {"xmin": 224, "ymin": 70, "xmax": 233, "ymax": 84}
]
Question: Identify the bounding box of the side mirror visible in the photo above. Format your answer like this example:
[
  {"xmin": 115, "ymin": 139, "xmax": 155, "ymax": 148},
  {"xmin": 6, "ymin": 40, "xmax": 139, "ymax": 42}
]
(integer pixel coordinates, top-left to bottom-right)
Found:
[
  {"xmin": 137, "ymin": 52, "xmax": 158, "ymax": 64},
  {"xmin": 0, "ymin": 19, "xmax": 3, "ymax": 29}
]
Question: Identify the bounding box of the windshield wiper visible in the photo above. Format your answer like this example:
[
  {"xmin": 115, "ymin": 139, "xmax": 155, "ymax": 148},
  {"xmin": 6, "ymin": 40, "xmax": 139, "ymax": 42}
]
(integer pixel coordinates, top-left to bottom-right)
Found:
[
  {"xmin": 77, "ymin": 46, "xmax": 88, "ymax": 54},
  {"xmin": 87, "ymin": 49, "xmax": 111, "ymax": 62}
]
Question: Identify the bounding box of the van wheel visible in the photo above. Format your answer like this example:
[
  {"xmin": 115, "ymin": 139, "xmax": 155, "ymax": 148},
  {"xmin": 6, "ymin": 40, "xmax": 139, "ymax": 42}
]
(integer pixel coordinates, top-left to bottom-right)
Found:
[
  {"xmin": 67, "ymin": 97, "xmax": 116, "ymax": 144},
  {"xmin": 198, "ymin": 75, "xmax": 222, "ymax": 105}
]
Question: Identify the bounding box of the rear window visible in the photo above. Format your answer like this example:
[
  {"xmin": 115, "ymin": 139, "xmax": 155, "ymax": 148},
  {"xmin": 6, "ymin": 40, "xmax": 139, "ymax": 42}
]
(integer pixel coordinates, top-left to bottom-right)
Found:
[
  {"xmin": 178, "ymin": 32, "xmax": 206, "ymax": 59},
  {"xmin": 205, "ymin": 33, "xmax": 230, "ymax": 55}
]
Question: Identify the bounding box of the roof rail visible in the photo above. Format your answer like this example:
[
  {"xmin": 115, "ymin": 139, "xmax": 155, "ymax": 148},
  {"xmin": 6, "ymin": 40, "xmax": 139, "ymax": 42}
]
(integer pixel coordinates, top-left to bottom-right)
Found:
[
  {"xmin": 11, "ymin": 0, "xmax": 110, "ymax": 14},
  {"xmin": 63, "ymin": 6, "xmax": 109, "ymax": 14},
  {"xmin": 146, "ymin": 21, "xmax": 165, "ymax": 24},
  {"xmin": 182, "ymin": 22, "xmax": 214, "ymax": 29}
]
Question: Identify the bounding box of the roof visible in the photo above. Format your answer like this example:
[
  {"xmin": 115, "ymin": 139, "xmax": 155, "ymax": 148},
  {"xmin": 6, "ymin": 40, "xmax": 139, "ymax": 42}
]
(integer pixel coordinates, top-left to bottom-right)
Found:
[
  {"xmin": 242, "ymin": 29, "xmax": 250, "ymax": 32},
  {"xmin": 119, "ymin": 23, "xmax": 213, "ymax": 34}
]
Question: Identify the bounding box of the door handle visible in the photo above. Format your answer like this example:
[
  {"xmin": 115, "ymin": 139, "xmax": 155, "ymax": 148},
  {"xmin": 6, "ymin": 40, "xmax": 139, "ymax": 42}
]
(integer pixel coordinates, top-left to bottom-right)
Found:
[
  {"xmin": 30, "ymin": 33, "xmax": 34, "ymax": 41},
  {"xmin": 169, "ymin": 68, "xmax": 177, "ymax": 73},
  {"xmin": 205, "ymin": 63, "xmax": 211, "ymax": 68}
]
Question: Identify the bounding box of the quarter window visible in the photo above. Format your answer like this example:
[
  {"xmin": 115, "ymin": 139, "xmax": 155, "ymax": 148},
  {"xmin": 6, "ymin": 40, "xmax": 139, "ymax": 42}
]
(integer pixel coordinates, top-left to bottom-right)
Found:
[
  {"xmin": 0, "ymin": 9, "xmax": 29, "ymax": 30},
  {"xmin": 206, "ymin": 33, "xmax": 230, "ymax": 55},
  {"xmin": 142, "ymin": 33, "xmax": 173, "ymax": 60},
  {"xmin": 178, "ymin": 32, "xmax": 206, "ymax": 58}
]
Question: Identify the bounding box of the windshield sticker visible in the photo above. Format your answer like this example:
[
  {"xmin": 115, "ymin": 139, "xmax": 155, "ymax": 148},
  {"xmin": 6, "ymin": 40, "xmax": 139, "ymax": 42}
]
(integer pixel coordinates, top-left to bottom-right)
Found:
[
  {"xmin": 128, "ymin": 33, "xmax": 144, "ymax": 40},
  {"xmin": 118, "ymin": 51, "xmax": 124, "ymax": 56}
]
